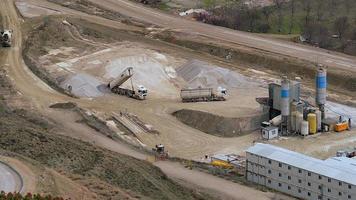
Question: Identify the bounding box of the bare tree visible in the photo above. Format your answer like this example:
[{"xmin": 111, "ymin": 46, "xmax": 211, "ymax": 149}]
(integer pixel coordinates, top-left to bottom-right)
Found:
[
  {"xmin": 273, "ymin": 0, "xmax": 285, "ymax": 33},
  {"xmin": 288, "ymin": 0, "xmax": 295, "ymax": 34},
  {"xmin": 262, "ymin": 7, "xmax": 273, "ymax": 23},
  {"xmin": 334, "ymin": 16, "xmax": 350, "ymax": 39},
  {"xmin": 344, "ymin": 0, "xmax": 352, "ymax": 14},
  {"xmin": 328, "ymin": 0, "xmax": 337, "ymax": 16},
  {"xmin": 315, "ymin": 0, "xmax": 324, "ymax": 23},
  {"xmin": 302, "ymin": 0, "xmax": 312, "ymax": 27}
]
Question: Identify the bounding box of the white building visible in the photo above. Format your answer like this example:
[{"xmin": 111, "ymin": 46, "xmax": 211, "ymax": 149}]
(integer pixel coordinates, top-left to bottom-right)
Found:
[
  {"xmin": 246, "ymin": 143, "xmax": 356, "ymax": 200},
  {"xmin": 261, "ymin": 126, "xmax": 278, "ymax": 140}
]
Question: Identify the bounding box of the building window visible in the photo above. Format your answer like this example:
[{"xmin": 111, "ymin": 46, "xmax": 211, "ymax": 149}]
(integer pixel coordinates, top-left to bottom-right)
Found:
[
  {"xmin": 278, "ymin": 183, "xmax": 282, "ymax": 187},
  {"xmin": 339, "ymin": 182, "xmax": 342, "ymax": 186},
  {"xmin": 319, "ymin": 175, "xmax": 322, "ymax": 180},
  {"xmin": 298, "ymin": 179, "xmax": 302, "ymax": 183},
  {"xmin": 348, "ymin": 195, "xmax": 351, "ymax": 199},
  {"xmin": 279, "ymin": 173, "xmax": 282, "ymax": 177},
  {"xmin": 279, "ymin": 163, "xmax": 282, "ymax": 167},
  {"xmin": 328, "ymin": 188, "xmax": 331, "ymax": 193},
  {"xmin": 298, "ymin": 169, "xmax": 302, "ymax": 173},
  {"xmin": 328, "ymin": 178, "xmax": 331, "ymax": 183},
  {"xmin": 349, "ymin": 184, "xmax": 352, "ymax": 189},
  {"xmin": 339, "ymin": 192, "xmax": 342, "ymax": 196},
  {"xmin": 288, "ymin": 166, "xmax": 291, "ymax": 170},
  {"xmin": 268, "ymin": 170, "xmax": 271, "ymax": 174},
  {"xmin": 318, "ymin": 185, "xmax": 322, "ymax": 190},
  {"xmin": 268, "ymin": 160, "xmax": 271, "ymax": 164},
  {"xmin": 308, "ymin": 182, "xmax": 311, "ymax": 186},
  {"xmin": 308, "ymin": 172, "xmax": 311, "ymax": 176},
  {"xmin": 318, "ymin": 196, "xmax": 322, "ymax": 200},
  {"xmin": 298, "ymin": 189, "xmax": 301, "ymax": 193},
  {"xmin": 288, "ymin": 186, "xmax": 291, "ymax": 190},
  {"xmin": 308, "ymin": 192, "xmax": 311, "ymax": 196},
  {"xmin": 288, "ymin": 176, "xmax": 291, "ymax": 180},
  {"xmin": 268, "ymin": 179, "xmax": 271, "ymax": 184}
]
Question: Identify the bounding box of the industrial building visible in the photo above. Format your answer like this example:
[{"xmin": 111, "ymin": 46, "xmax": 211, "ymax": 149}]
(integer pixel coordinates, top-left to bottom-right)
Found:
[
  {"xmin": 259, "ymin": 65, "xmax": 351, "ymax": 138},
  {"xmin": 246, "ymin": 143, "xmax": 356, "ymax": 200}
]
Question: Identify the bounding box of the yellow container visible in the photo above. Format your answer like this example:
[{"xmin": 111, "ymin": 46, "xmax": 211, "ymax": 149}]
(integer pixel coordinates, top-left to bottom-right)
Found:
[
  {"xmin": 308, "ymin": 113, "xmax": 317, "ymax": 134},
  {"xmin": 211, "ymin": 160, "xmax": 234, "ymax": 169}
]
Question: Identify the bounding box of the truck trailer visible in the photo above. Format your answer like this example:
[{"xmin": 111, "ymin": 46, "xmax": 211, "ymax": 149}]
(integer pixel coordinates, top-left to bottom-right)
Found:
[
  {"xmin": 180, "ymin": 87, "xmax": 227, "ymax": 102},
  {"xmin": 108, "ymin": 67, "xmax": 147, "ymax": 100},
  {"xmin": 0, "ymin": 30, "xmax": 12, "ymax": 47}
]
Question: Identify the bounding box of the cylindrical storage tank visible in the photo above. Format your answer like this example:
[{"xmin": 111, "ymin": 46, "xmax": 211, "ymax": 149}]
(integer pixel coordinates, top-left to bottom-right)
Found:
[
  {"xmin": 301, "ymin": 121, "xmax": 309, "ymax": 136},
  {"xmin": 315, "ymin": 110, "xmax": 322, "ymax": 131},
  {"xmin": 281, "ymin": 77, "xmax": 290, "ymax": 117},
  {"xmin": 291, "ymin": 111, "xmax": 297, "ymax": 132},
  {"xmin": 308, "ymin": 113, "xmax": 317, "ymax": 134},
  {"xmin": 316, "ymin": 66, "xmax": 327, "ymax": 106},
  {"xmin": 296, "ymin": 113, "xmax": 303, "ymax": 133}
]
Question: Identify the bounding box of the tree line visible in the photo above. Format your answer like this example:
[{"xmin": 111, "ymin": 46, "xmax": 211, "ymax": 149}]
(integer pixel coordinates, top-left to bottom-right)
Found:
[{"xmin": 195, "ymin": 0, "xmax": 356, "ymax": 55}]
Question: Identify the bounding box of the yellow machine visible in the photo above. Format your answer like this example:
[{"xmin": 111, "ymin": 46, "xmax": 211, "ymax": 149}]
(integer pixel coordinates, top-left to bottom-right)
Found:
[
  {"xmin": 210, "ymin": 160, "xmax": 234, "ymax": 169},
  {"xmin": 307, "ymin": 113, "xmax": 317, "ymax": 134},
  {"xmin": 335, "ymin": 122, "xmax": 349, "ymax": 132}
]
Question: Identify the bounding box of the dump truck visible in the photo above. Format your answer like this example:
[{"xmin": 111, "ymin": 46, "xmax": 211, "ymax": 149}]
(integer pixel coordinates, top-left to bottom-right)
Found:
[
  {"xmin": 180, "ymin": 87, "xmax": 227, "ymax": 102},
  {"xmin": 0, "ymin": 30, "xmax": 12, "ymax": 47},
  {"xmin": 108, "ymin": 67, "xmax": 148, "ymax": 100}
]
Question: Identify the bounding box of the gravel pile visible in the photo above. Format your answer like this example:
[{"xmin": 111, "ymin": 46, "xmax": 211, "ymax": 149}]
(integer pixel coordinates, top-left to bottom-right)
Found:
[
  {"xmin": 177, "ymin": 59, "xmax": 259, "ymax": 89},
  {"xmin": 61, "ymin": 73, "xmax": 104, "ymax": 97},
  {"xmin": 104, "ymin": 54, "xmax": 179, "ymax": 97}
]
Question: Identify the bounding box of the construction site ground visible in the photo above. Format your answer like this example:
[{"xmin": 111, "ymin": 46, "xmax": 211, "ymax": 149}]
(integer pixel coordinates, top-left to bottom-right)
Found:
[{"xmin": 0, "ymin": 0, "xmax": 356, "ymax": 199}]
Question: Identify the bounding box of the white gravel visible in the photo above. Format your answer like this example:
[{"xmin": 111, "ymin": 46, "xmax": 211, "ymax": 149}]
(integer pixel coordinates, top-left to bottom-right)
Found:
[
  {"xmin": 177, "ymin": 59, "xmax": 260, "ymax": 89},
  {"xmin": 104, "ymin": 54, "xmax": 179, "ymax": 98},
  {"xmin": 61, "ymin": 73, "xmax": 105, "ymax": 98}
]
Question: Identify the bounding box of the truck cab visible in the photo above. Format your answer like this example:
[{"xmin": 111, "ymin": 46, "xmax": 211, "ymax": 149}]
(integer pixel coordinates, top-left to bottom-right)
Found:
[
  {"xmin": 137, "ymin": 85, "xmax": 148, "ymax": 100},
  {"xmin": 1, "ymin": 30, "xmax": 12, "ymax": 47},
  {"xmin": 217, "ymin": 86, "xmax": 227, "ymax": 97}
]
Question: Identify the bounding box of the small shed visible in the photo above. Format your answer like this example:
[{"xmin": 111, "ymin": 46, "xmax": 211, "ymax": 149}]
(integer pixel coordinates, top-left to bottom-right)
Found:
[{"xmin": 261, "ymin": 126, "xmax": 278, "ymax": 140}]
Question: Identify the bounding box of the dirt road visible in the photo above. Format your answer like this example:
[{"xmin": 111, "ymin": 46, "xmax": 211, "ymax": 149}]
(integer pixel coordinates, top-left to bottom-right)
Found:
[
  {"xmin": 0, "ymin": 0, "xmax": 278, "ymax": 199},
  {"xmin": 87, "ymin": 0, "xmax": 356, "ymax": 72},
  {"xmin": 0, "ymin": 161, "xmax": 22, "ymax": 193}
]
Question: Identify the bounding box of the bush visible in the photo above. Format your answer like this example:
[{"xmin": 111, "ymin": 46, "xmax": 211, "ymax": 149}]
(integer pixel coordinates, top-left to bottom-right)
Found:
[{"xmin": 0, "ymin": 192, "xmax": 64, "ymax": 200}]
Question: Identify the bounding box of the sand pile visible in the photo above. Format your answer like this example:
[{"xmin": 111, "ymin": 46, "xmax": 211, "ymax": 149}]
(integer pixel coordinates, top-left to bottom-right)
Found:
[
  {"xmin": 177, "ymin": 60, "xmax": 260, "ymax": 89},
  {"xmin": 60, "ymin": 73, "xmax": 105, "ymax": 98}
]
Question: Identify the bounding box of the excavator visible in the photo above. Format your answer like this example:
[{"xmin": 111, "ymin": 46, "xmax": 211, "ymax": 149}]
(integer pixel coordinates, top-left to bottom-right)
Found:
[
  {"xmin": 0, "ymin": 30, "xmax": 12, "ymax": 47},
  {"xmin": 108, "ymin": 67, "xmax": 148, "ymax": 100}
]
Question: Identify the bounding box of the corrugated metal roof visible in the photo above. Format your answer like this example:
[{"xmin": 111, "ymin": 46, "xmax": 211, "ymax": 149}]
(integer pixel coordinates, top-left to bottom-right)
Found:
[{"xmin": 246, "ymin": 143, "xmax": 356, "ymax": 186}]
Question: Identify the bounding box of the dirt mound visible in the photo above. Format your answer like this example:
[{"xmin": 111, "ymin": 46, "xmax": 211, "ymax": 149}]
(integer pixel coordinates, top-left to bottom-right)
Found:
[
  {"xmin": 49, "ymin": 102, "xmax": 77, "ymax": 109},
  {"xmin": 173, "ymin": 109, "xmax": 268, "ymax": 137}
]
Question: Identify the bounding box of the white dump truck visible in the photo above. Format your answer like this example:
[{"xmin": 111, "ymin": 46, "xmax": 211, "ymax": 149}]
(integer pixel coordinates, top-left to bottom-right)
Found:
[
  {"xmin": 108, "ymin": 67, "xmax": 148, "ymax": 100},
  {"xmin": 180, "ymin": 87, "xmax": 227, "ymax": 102},
  {"xmin": 0, "ymin": 30, "xmax": 12, "ymax": 47}
]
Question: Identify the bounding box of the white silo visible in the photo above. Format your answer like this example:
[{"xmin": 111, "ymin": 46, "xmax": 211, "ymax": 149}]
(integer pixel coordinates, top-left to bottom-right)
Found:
[
  {"xmin": 281, "ymin": 76, "xmax": 290, "ymax": 134},
  {"xmin": 316, "ymin": 65, "xmax": 327, "ymax": 120}
]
